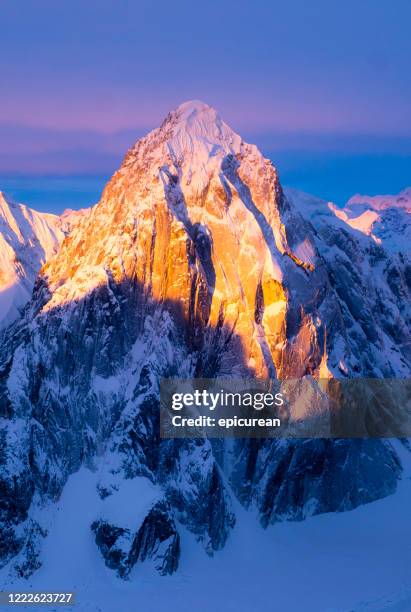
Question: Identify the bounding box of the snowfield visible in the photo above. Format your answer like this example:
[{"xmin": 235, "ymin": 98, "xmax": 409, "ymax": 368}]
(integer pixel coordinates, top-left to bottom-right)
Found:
[{"xmin": 0, "ymin": 440, "xmax": 410, "ymax": 612}]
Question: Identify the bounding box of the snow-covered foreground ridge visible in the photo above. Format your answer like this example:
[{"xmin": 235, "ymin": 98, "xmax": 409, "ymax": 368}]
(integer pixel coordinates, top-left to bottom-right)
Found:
[
  {"xmin": 3, "ymin": 441, "xmax": 411, "ymax": 612},
  {"xmin": 0, "ymin": 101, "xmax": 410, "ymax": 608}
]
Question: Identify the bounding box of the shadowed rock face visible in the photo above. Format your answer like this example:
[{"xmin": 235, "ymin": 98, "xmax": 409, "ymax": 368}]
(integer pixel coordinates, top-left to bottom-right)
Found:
[
  {"xmin": 0, "ymin": 101, "xmax": 409, "ymax": 578},
  {"xmin": 217, "ymin": 438, "xmax": 401, "ymax": 526},
  {"xmin": 92, "ymin": 499, "xmax": 180, "ymax": 577}
]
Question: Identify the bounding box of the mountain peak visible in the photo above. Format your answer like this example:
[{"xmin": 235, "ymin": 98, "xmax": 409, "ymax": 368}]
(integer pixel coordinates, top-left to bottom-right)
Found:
[
  {"xmin": 122, "ymin": 100, "xmax": 254, "ymax": 195},
  {"xmin": 174, "ymin": 99, "xmax": 216, "ymax": 117},
  {"xmin": 170, "ymin": 100, "xmax": 223, "ymax": 132},
  {"xmin": 161, "ymin": 99, "xmax": 242, "ymax": 156}
]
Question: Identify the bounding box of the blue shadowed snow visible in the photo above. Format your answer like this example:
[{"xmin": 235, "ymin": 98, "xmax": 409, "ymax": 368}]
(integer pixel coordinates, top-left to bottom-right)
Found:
[{"xmin": 1, "ymin": 441, "xmax": 411, "ymax": 611}]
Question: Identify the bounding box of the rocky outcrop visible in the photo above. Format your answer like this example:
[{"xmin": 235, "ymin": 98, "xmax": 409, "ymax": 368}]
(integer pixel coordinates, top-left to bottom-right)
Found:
[{"xmin": 92, "ymin": 499, "xmax": 179, "ymax": 577}]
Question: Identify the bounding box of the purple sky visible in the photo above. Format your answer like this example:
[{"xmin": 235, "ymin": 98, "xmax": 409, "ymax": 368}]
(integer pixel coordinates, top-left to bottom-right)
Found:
[{"xmin": 0, "ymin": 0, "xmax": 410, "ymax": 209}]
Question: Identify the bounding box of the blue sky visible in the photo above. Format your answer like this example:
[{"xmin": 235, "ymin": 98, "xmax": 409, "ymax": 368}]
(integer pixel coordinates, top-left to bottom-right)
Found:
[{"xmin": 0, "ymin": 0, "xmax": 410, "ymax": 211}]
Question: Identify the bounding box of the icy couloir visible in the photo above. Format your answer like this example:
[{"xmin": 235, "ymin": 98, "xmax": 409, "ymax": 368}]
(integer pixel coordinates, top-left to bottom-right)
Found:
[{"xmin": 0, "ymin": 101, "xmax": 409, "ymax": 578}]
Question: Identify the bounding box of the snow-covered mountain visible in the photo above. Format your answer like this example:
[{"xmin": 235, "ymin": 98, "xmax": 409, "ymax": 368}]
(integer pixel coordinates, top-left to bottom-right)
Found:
[
  {"xmin": 338, "ymin": 188, "xmax": 411, "ymax": 254},
  {"xmin": 0, "ymin": 192, "xmax": 65, "ymax": 330},
  {"xmin": 285, "ymin": 186, "xmax": 411, "ymax": 373},
  {"xmin": 0, "ymin": 193, "xmax": 88, "ymax": 330},
  {"xmin": 347, "ymin": 187, "xmax": 411, "ymax": 211},
  {"xmin": 0, "ymin": 101, "xmax": 410, "ymax": 590}
]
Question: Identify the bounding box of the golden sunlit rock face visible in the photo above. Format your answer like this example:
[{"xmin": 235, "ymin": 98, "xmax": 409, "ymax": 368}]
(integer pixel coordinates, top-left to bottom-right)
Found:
[{"xmin": 41, "ymin": 101, "xmax": 330, "ymax": 378}]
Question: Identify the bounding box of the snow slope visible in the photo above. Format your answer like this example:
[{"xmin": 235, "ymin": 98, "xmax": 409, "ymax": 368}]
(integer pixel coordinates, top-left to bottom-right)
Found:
[
  {"xmin": 1, "ymin": 440, "xmax": 411, "ymax": 612},
  {"xmin": 338, "ymin": 188, "xmax": 411, "ymax": 253},
  {"xmin": 0, "ymin": 192, "xmax": 88, "ymax": 329},
  {"xmin": 0, "ymin": 192, "xmax": 63, "ymax": 329}
]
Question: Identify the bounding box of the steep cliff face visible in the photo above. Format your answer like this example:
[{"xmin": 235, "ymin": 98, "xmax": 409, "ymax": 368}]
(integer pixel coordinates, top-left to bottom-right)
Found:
[
  {"xmin": 0, "ymin": 102, "xmax": 408, "ymax": 578},
  {"xmin": 37, "ymin": 100, "xmax": 320, "ymax": 378}
]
